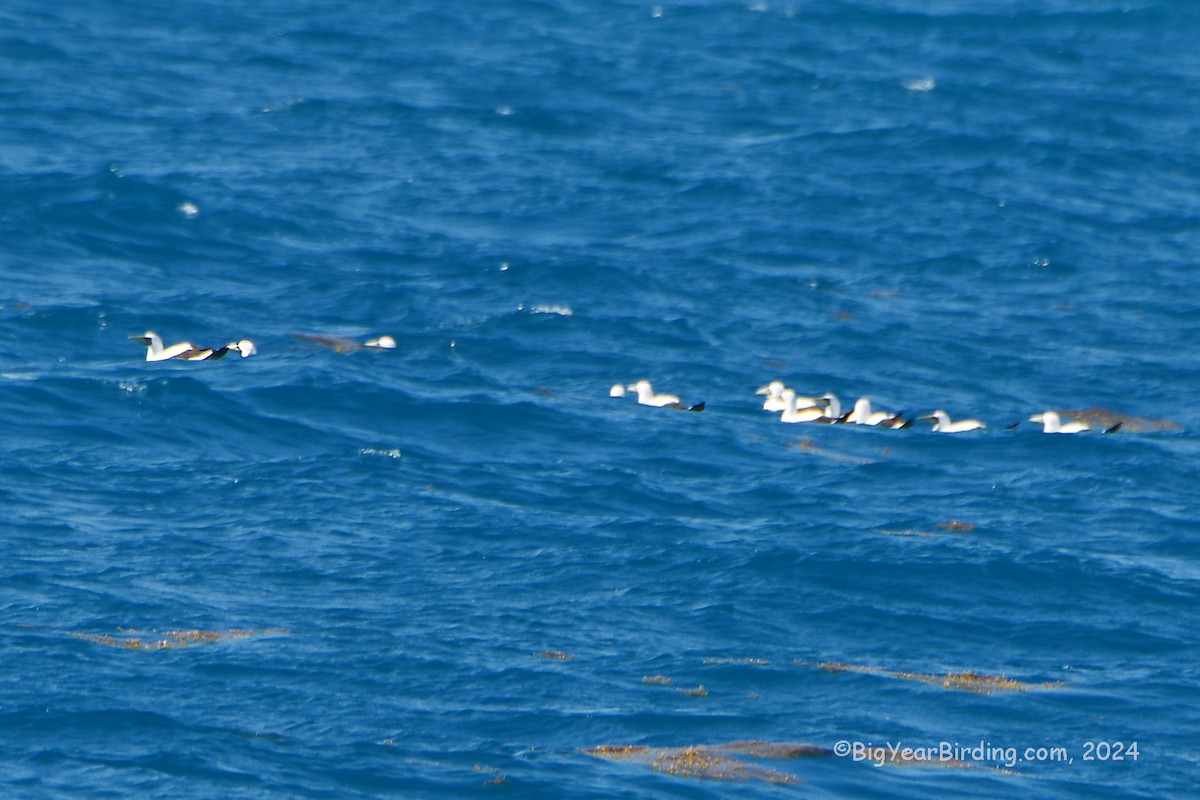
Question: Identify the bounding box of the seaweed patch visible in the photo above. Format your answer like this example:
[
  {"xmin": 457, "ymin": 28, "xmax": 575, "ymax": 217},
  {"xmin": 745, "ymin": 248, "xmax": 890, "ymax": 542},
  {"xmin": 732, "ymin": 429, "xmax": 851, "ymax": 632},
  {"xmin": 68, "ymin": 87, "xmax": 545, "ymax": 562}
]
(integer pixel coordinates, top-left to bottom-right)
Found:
[
  {"xmin": 70, "ymin": 628, "xmax": 286, "ymax": 650},
  {"xmin": 785, "ymin": 437, "xmax": 877, "ymax": 465},
  {"xmin": 585, "ymin": 740, "xmax": 828, "ymax": 783},
  {"xmin": 1056, "ymin": 407, "xmax": 1180, "ymax": 433},
  {"xmin": 702, "ymin": 656, "xmax": 771, "ymax": 666},
  {"xmin": 722, "ymin": 740, "xmax": 833, "ymax": 759},
  {"xmin": 474, "ymin": 764, "xmax": 508, "ymax": 785},
  {"xmin": 878, "ymin": 519, "xmax": 977, "ymax": 536},
  {"xmin": 876, "ymin": 528, "xmax": 933, "ymax": 537},
  {"xmin": 795, "ymin": 659, "xmax": 1063, "ymax": 694}
]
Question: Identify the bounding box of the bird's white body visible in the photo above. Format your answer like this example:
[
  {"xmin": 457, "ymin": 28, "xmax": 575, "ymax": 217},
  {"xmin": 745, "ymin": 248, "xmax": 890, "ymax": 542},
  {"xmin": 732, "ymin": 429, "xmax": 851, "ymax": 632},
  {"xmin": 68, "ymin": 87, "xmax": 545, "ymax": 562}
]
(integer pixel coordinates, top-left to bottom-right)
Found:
[
  {"xmin": 133, "ymin": 331, "xmax": 200, "ymax": 361},
  {"xmin": 132, "ymin": 331, "xmax": 255, "ymax": 362},
  {"xmin": 817, "ymin": 392, "xmax": 843, "ymax": 421},
  {"xmin": 844, "ymin": 396, "xmax": 903, "ymax": 426},
  {"xmin": 757, "ymin": 380, "xmax": 788, "ymax": 411},
  {"xmin": 630, "ymin": 380, "xmax": 680, "ymax": 407},
  {"xmin": 1030, "ymin": 411, "xmax": 1089, "ymax": 434},
  {"xmin": 921, "ymin": 409, "xmax": 986, "ymax": 433},
  {"xmin": 779, "ymin": 389, "xmax": 826, "ymax": 423}
]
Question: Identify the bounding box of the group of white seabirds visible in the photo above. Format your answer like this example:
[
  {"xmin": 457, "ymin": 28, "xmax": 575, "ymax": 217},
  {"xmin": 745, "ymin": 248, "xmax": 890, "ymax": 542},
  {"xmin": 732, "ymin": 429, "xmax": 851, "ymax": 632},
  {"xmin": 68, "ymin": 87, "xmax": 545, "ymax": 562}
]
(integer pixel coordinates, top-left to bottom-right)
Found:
[
  {"xmin": 611, "ymin": 379, "xmax": 1119, "ymax": 434},
  {"xmin": 132, "ymin": 333, "xmax": 1111, "ymax": 435}
]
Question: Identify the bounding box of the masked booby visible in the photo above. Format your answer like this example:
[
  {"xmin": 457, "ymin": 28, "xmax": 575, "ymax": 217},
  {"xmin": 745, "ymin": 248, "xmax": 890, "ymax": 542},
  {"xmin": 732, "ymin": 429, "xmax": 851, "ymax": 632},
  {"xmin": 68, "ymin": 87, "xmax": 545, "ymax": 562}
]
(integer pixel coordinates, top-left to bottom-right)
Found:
[
  {"xmin": 1029, "ymin": 411, "xmax": 1090, "ymax": 434},
  {"xmin": 131, "ymin": 332, "xmax": 255, "ymax": 362},
  {"xmin": 919, "ymin": 409, "xmax": 986, "ymax": 433},
  {"xmin": 779, "ymin": 389, "xmax": 827, "ymax": 423},
  {"xmin": 756, "ymin": 380, "xmax": 819, "ymax": 413},
  {"xmin": 843, "ymin": 396, "xmax": 907, "ymax": 427},
  {"xmin": 131, "ymin": 331, "xmax": 199, "ymax": 362},
  {"xmin": 756, "ymin": 380, "xmax": 788, "ymax": 411},
  {"xmin": 816, "ymin": 392, "xmax": 843, "ymax": 421},
  {"xmin": 627, "ymin": 380, "xmax": 704, "ymax": 411},
  {"xmin": 629, "ymin": 379, "xmax": 680, "ymax": 407}
]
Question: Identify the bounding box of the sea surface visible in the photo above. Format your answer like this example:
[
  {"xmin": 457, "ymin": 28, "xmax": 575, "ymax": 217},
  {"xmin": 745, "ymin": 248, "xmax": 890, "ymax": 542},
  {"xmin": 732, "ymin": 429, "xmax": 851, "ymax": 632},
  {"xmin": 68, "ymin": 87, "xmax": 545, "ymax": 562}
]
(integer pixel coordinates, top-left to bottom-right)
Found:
[{"xmin": 2, "ymin": 1, "xmax": 1198, "ymax": 797}]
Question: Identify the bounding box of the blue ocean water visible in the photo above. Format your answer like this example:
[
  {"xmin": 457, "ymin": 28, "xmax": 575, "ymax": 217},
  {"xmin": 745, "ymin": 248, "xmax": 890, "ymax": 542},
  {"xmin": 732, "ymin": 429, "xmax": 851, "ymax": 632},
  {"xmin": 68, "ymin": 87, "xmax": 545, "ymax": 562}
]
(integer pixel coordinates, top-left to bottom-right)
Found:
[{"xmin": 2, "ymin": 0, "xmax": 1199, "ymax": 797}]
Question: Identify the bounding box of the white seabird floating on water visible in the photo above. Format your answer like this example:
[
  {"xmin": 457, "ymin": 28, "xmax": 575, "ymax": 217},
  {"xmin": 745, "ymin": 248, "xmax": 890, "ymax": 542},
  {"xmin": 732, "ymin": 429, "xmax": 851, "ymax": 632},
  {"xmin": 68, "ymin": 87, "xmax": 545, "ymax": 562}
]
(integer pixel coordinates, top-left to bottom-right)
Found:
[
  {"xmin": 843, "ymin": 396, "xmax": 910, "ymax": 428},
  {"xmin": 131, "ymin": 331, "xmax": 256, "ymax": 362},
  {"xmin": 1029, "ymin": 410, "xmax": 1088, "ymax": 434},
  {"xmin": 816, "ymin": 392, "xmax": 843, "ymax": 421},
  {"xmin": 919, "ymin": 409, "xmax": 986, "ymax": 433},
  {"xmin": 630, "ymin": 379, "xmax": 680, "ymax": 407},
  {"xmin": 622, "ymin": 379, "xmax": 704, "ymax": 411},
  {"xmin": 130, "ymin": 331, "xmax": 198, "ymax": 362},
  {"xmin": 1028, "ymin": 410, "xmax": 1120, "ymax": 434},
  {"xmin": 778, "ymin": 389, "xmax": 827, "ymax": 423},
  {"xmin": 756, "ymin": 380, "xmax": 788, "ymax": 412},
  {"xmin": 756, "ymin": 380, "xmax": 820, "ymax": 413}
]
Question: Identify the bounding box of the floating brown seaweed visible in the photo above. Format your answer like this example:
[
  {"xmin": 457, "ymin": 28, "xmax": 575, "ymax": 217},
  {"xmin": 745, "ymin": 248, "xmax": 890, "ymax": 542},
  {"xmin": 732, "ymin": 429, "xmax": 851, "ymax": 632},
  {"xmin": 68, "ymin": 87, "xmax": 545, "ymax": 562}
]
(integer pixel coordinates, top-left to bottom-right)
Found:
[
  {"xmin": 785, "ymin": 437, "xmax": 878, "ymax": 465},
  {"xmin": 535, "ymin": 649, "xmax": 573, "ymax": 660},
  {"xmin": 722, "ymin": 740, "xmax": 833, "ymax": 759},
  {"xmin": 795, "ymin": 659, "xmax": 1063, "ymax": 694},
  {"xmin": 642, "ymin": 674, "xmax": 671, "ymax": 685},
  {"xmin": 702, "ymin": 657, "xmax": 771, "ymax": 666},
  {"xmin": 70, "ymin": 628, "xmax": 286, "ymax": 650},
  {"xmin": 588, "ymin": 744, "xmax": 649, "ymax": 758},
  {"xmin": 291, "ymin": 332, "xmax": 364, "ymax": 352},
  {"xmin": 676, "ymin": 684, "xmax": 708, "ymax": 697},
  {"xmin": 586, "ymin": 740, "xmax": 1001, "ymax": 780},
  {"xmin": 651, "ymin": 746, "xmax": 791, "ymax": 782},
  {"xmin": 291, "ymin": 332, "xmax": 395, "ymax": 353},
  {"xmin": 474, "ymin": 764, "xmax": 507, "ymax": 786},
  {"xmin": 1055, "ymin": 407, "xmax": 1181, "ymax": 433},
  {"xmin": 585, "ymin": 741, "xmax": 822, "ymax": 783},
  {"xmin": 877, "ymin": 520, "xmax": 976, "ymax": 536}
]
